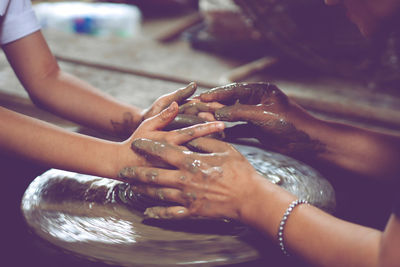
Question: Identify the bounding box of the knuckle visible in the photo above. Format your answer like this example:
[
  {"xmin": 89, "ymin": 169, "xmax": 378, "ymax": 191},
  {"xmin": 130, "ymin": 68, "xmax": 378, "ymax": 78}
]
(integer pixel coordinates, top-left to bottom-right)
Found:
[
  {"xmin": 180, "ymin": 128, "xmax": 196, "ymax": 137},
  {"xmin": 176, "ymin": 174, "xmax": 187, "ymax": 186},
  {"xmin": 145, "ymin": 169, "xmax": 159, "ymax": 183},
  {"xmin": 118, "ymin": 166, "xmax": 136, "ymax": 179},
  {"xmin": 156, "ymin": 188, "xmax": 165, "ymax": 200},
  {"xmin": 179, "ymin": 191, "xmax": 191, "ymax": 205}
]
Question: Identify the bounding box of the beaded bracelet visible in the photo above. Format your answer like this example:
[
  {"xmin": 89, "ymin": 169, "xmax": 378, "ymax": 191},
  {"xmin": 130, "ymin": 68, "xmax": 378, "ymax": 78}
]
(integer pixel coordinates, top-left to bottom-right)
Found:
[{"xmin": 277, "ymin": 199, "xmax": 309, "ymax": 256}]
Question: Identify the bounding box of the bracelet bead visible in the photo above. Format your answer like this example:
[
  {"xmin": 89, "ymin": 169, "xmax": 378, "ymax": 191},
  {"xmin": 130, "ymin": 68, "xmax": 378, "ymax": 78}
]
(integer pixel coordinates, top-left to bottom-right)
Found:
[{"xmin": 277, "ymin": 199, "xmax": 309, "ymax": 256}]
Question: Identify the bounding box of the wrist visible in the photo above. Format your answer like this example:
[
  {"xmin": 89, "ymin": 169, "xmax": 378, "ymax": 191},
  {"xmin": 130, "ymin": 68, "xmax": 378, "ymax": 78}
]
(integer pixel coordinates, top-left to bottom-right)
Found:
[
  {"xmin": 238, "ymin": 173, "xmax": 296, "ymax": 238},
  {"xmin": 110, "ymin": 140, "xmax": 145, "ymax": 180},
  {"xmin": 272, "ymin": 103, "xmax": 329, "ymax": 161}
]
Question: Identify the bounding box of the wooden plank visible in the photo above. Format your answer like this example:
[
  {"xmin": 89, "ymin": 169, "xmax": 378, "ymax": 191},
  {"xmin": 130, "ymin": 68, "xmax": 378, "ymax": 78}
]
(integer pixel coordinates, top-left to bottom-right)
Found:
[
  {"xmin": 0, "ymin": 52, "xmax": 190, "ymax": 130},
  {"xmin": 40, "ymin": 29, "xmax": 400, "ymax": 130},
  {"xmin": 43, "ymin": 30, "xmax": 241, "ymax": 88}
]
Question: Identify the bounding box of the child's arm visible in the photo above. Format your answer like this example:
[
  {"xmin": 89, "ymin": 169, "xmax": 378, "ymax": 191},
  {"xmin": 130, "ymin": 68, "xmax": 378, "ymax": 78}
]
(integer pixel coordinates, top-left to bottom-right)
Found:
[
  {"xmin": 2, "ymin": 31, "xmax": 194, "ymax": 138},
  {"xmin": 0, "ymin": 103, "xmax": 224, "ymax": 179}
]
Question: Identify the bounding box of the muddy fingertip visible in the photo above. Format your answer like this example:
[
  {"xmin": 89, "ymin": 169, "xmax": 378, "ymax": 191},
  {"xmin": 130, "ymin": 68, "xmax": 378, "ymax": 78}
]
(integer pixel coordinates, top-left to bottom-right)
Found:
[
  {"xmin": 177, "ymin": 82, "xmax": 197, "ymax": 99},
  {"xmin": 213, "ymin": 121, "xmax": 225, "ymax": 130}
]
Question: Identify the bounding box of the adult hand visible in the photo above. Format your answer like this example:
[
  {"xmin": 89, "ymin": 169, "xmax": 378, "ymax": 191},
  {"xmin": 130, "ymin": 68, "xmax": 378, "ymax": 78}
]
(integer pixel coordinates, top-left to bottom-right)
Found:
[
  {"xmin": 177, "ymin": 98, "xmax": 224, "ymax": 122},
  {"xmin": 110, "ymin": 82, "xmax": 199, "ymax": 138},
  {"xmin": 119, "ymin": 137, "xmax": 266, "ymax": 220},
  {"xmin": 199, "ymin": 82, "xmax": 325, "ymax": 158},
  {"xmin": 141, "ymin": 82, "xmax": 223, "ymax": 131},
  {"xmin": 114, "ymin": 102, "xmax": 225, "ymax": 178}
]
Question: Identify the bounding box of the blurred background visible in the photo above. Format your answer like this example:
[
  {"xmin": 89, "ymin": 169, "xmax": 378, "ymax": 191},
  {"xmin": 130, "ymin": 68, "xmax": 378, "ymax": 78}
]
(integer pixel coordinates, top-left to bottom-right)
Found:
[{"xmin": 1, "ymin": 0, "xmax": 400, "ymax": 266}]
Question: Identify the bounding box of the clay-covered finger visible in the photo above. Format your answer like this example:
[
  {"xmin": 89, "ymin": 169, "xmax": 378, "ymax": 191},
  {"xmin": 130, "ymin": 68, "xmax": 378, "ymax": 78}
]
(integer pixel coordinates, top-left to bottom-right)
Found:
[
  {"xmin": 141, "ymin": 102, "xmax": 179, "ymax": 131},
  {"xmin": 187, "ymin": 137, "xmax": 232, "ymax": 153},
  {"xmin": 198, "ymin": 112, "xmax": 216, "ymax": 122},
  {"xmin": 171, "ymin": 121, "xmax": 224, "ymax": 144},
  {"xmin": 118, "ymin": 167, "xmax": 188, "ymax": 188},
  {"xmin": 160, "ymin": 82, "xmax": 197, "ymax": 108},
  {"xmin": 144, "ymin": 83, "xmax": 197, "ymax": 119},
  {"xmin": 132, "ymin": 184, "xmax": 188, "ymax": 204},
  {"xmin": 179, "ymin": 102, "xmax": 224, "ymax": 115},
  {"xmin": 164, "ymin": 114, "xmax": 207, "ymax": 131},
  {"xmin": 200, "ymin": 82, "xmax": 279, "ymax": 106},
  {"xmin": 158, "ymin": 82, "xmax": 196, "ymax": 109},
  {"xmin": 214, "ymin": 103, "xmax": 272, "ymax": 122},
  {"xmin": 131, "ymin": 138, "xmax": 192, "ymax": 168},
  {"xmin": 199, "ymin": 83, "xmax": 244, "ymax": 103},
  {"xmin": 172, "ymin": 82, "xmax": 197, "ymax": 103},
  {"xmin": 144, "ymin": 206, "xmax": 190, "ymax": 219}
]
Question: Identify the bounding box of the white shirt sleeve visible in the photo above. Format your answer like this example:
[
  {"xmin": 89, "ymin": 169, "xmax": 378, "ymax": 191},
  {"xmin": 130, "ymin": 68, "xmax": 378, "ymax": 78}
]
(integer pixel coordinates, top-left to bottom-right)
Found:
[{"xmin": 0, "ymin": 0, "xmax": 41, "ymax": 45}]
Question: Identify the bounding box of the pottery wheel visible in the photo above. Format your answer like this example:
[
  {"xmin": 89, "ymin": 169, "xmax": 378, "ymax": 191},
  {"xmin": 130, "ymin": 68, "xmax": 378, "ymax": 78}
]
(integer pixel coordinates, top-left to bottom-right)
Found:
[{"xmin": 21, "ymin": 144, "xmax": 335, "ymax": 266}]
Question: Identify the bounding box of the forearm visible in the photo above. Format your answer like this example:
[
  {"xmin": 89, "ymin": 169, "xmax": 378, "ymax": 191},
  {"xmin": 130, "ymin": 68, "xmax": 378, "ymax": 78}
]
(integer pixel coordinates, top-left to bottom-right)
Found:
[
  {"xmin": 241, "ymin": 176, "xmax": 381, "ymax": 267},
  {"xmin": 3, "ymin": 31, "xmax": 142, "ymax": 138},
  {"xmin": 298, "ymin": 112, "xmax": 400, "ymax": 180},
  {"xmin": 0, "ymin": 106, "xmax": 132, "ymax": 178},
  {"xmin": 28, "ymin": 68, "xmax": 142, "ymax": 137},
  {"xmin": 199, "ymin": 82, "xmax": 400, "ymax": 180}
]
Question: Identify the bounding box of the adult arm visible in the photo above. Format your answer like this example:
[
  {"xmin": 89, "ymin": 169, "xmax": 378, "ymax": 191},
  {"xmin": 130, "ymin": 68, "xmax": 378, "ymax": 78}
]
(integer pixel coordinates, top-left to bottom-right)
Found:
[
  {"xmin": 196, "ymin": 83, "xmax": 400, "ymax": 180},
  {"xmin": 2, "ymin": 31, "xmax": 197, "ymax": 137},
  {"xmin": 121, "ymin": 137, "xmax": 398, "ymax": 267}
]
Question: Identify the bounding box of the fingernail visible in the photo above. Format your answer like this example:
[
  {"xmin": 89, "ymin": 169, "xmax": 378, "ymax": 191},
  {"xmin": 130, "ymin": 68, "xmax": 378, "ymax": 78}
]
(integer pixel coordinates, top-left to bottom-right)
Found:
[
  {"xmin": 215, "ymin": 121, "xmax": 225, "ymax": 130},
  {"xmin": 188, "ymin": 81, "xmax": 196, "ymax": 89},
  {"xmin": 179, "ymin": 82, "xmax": 196, "ymax": 95},
  {"xmin": 177, "ymin": 209, "xmax": 186, "ymax": 214}
]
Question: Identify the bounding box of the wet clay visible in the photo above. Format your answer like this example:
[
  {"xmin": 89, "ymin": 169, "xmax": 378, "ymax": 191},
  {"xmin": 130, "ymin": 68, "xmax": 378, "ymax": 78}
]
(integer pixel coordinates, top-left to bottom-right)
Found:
[
  {"xmin": 21, "ymin": 144, "xmax": 335, "ymax": 266},
  {"xmin": 164, "ymin": 114, "xmax": 207, "ymax": 130},
  {"xmin": 205, "ymin": 82, "xmax": 326, "ymax": 159},
  {"xmin": 144, "ymin": 82, "xmax": 197, "ymax": 121}
]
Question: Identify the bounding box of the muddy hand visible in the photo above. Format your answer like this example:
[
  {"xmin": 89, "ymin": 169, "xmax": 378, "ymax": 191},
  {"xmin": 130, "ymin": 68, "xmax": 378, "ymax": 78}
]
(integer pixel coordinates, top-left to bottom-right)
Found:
[
  {"xmin": 199, "ymin": 82, "xmax": 325, "ymax": 158},
  {"xmin": 164, "ymin": 114, "xmax": 225, "ymax": 140},
  {"xmin": 142, "ymin": 82, "xmax": 197, "ymax": 121},
  {"xmin": 164, "ymin": 114, "xmax": 207, "ymax": 131},
  {"xmin": 178, "ymin": 100, "xmax": 224, "ymax": 122},
  {"xmin": 120, "ymin": 137, "xmax": 262, "ymax": 220},
  {"xmin": 116, "ymin": 102, "xmax": 225, "ymax": 174}
]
